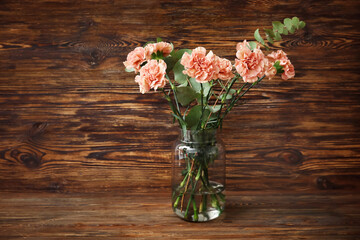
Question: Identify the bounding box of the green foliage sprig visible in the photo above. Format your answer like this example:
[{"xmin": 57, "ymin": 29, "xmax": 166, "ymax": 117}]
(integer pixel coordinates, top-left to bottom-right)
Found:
[{"xmin": 252, "ymin": 17, "xmax": 306, "ymax": 50}]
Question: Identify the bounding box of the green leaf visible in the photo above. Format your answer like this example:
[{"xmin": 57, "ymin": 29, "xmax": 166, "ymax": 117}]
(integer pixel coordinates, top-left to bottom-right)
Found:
[
  {"xmin": 282, "ymin": 27, "xmax": 289, "ymax": 35},
  {"xmin": 266, "ymin": 34, "xmax": 274, "ymax": 44},
  {"xmin": 185, "ymin": 105, "xmax": 211, "ymax": 130},
  {"xmin": 185, "ymin": 105, "xmax": 202, "ymax": 128},
  {"xmin": 264, "ymin": 29, "xmax": 275, "ymax": 38},
  {"xmin": 254, "ymin": 29, "xmax": 265, "ymax": 46},
  {"xmin": 274, "ymin": 61, "xmax": 284, "ymax": 74},
  {"xmin": 219, "ymin": 88, "xmax": 236, "ymax": 100},
  {"xmin": 202, "ymin": 82, "xmax": 211, "ymax": 97},
  {"xmin": 207, "ymin": 105, "xmax": 221, "ymax": 113},
  {"xmin": 274, "ymin": 31, "xmax": 282, "ymax": 41},
  {"xmin": 200, "ymin": 109, "xmax": 210, "ymax": 124},
  {"xmin": 229, "ymin": 88, "xmax": 236, "ymax": 94},
  {"xmin": 189, "ymin": 77, "xmax": 201, "ymax": 92},
  {"xmin": 283, "ymin": 18, "xmax": 292, "ymax": 30},
  {"xmin": 163, "ymin": 56, "xmax": 176, "ymax": 73},
  {"xmin": 264, "ymin": 29, "xmax": 275, "ymax": 44},
  {"xmin": 272, "ymin": 21, "xmax": 285, "ymax": 34},
  {"xmin": 299, "ymin": 21, "xmax": 306, "ymax": 29},
  {"xmin": 156, "ymin": 37, "xmax": 162, "ymax": 42},
  {"xmin": 194, "ymin": 83, "xmax": 211, "ymax": 104},
  {"xmin": 178, "ymin": 81, "xmax": 188, "ymax": 87},
  {"xmin": 175, "ymin": 86, "xmax": 197, "ymax": 107},
  {"xmin": 173, "ymin": 59, "xmax": 187, "ymax": 84},
  {"xmin": 288, "ymin": 25, "xmax": 295, "ymax": 34},
  {"xmin": 292, "ymin": 17, "xmax": 300, "ymax": 29},
  {"xmin": 156, "ymin": 50, "xmax": 163, "ymax": 58},
  {"xmin": 248, "ymin": 41, "xmax": 257, "ymax": 51},
  {"xmin": 171, "ymin": 49, "xmax": 192, "ymax": 63}
]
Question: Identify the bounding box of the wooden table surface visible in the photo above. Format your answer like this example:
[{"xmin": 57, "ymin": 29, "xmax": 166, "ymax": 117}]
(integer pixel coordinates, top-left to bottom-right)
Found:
[{"xmin": 1, "ymin": 0, "xmax": 359, "ymax": 239}]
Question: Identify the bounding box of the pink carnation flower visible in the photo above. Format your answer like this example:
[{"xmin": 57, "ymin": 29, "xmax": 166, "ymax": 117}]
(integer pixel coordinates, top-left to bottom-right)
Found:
[
  {"xmin": 281, "ymin": 63, "xmax": 295, "ymax": 80},
  {"xmin": 235, "ymin": 40, "xmax": 265, "ymax": 83},
  {"xmin": 216, "ymin": 57, "xmax": 234, "ymax": 81},
  {"xmin": 236, "ymin": 40, "xmax": 254, "ymax": 52},
  {"xmin": 123, "ymin": 47, "xmax": 146, "ymax": 73},
  {"xmin": 264, "ymin": 57, "xmax": 277, "ymax": 80},
  {"xmin": 267, "ymin": 50, "xmax": 295, "ymax": 80},
  {"xmin": 145, "ymin": 42, "xmax": 173, "ymax": 59},
  {"xmin": 135, "ymin": 59, "xmax": 168, "ymax": 94},
  {"xmin": 135, "ymin": 75, "xmax": 151, "ymax": 94},
  {"xmin": 181, "ymin": 47, "xmax": 218, "ymax": 83}
]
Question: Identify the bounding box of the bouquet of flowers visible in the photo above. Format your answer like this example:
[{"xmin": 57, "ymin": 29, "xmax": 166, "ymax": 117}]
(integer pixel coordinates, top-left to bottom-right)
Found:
[{"xmin": 124, "ymin": 17, "xmax": 305, "ymax": 222}]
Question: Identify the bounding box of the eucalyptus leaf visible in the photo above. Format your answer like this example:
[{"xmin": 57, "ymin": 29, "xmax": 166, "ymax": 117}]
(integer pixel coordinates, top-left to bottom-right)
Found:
[
  {"xmin": 156, "ymin": 37, "xmax": 163, "ymax": 42},
  {"xmin": 282, "ymin": 27, "xmax": 289, "ymax": 35},
  {"xmin": 284, "ymin": 18, "xmax": 292, "ymax": 30},
  {"xmin": 249, "ymin": 17, "xmax": 306, "ymax": 52},
  {"xmin": 264, "ymin": 29, "xmax": 275, "ymax": 38},
  {"xmin": 299, "ymin": 21, "xmax": 306, "ymax": 29},
  {"xmin": 274, "ymin": 31, "xmax": 282, "ymax": 41},
  {"xmin": 219, "ymin": 88, "xmax": 236, "ymax": 100},
  {"xmin": 248, "ymin": 41, "xmax": 257, "ymax": 51},
  {"xmin": 292, "ymin": 17, "xmax": 300, "ymax": 29},
  {"xmin": 229, "ymin": 89, "xmax": 236, "ymax": 94},
  {"xmin": 207, "ymin": 105, "xmax": 221, "ymax": 113},
  {"xmin": 288, "ymin": 25, "xmax": 295, "ymax": 34},
  {"xmin": 254, "ymin": 29, "xmax": 265, "ymax": 46},
  {"xmin": 264, "ymin": 29, "xmax": 274, "ymax": 44},
  {"xmin": 125, "ymin": 67, "xmax": 134, "ymax": 72},
  {"xmin": 176, "ymin": 86, "xmax": 197, "ymax": 107},
  {"xmin": 272, "ymin": 21, "xmax": 284, "ymax": 34},
  {"xmin": 266, "ymin": 34, "xmax": 274, "ymax": 44}
]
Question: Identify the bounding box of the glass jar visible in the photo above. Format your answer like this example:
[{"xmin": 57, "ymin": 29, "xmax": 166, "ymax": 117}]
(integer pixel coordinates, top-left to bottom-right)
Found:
[{"xmin": 171, "ymin": 129, "xmax": 225, "ymax": 222}]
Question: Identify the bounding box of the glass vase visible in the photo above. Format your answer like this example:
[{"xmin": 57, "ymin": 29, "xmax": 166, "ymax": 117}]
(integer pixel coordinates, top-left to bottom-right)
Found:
[{"xmin": 171, "ymin": 129, "xmax": 225, "ymax": 222}]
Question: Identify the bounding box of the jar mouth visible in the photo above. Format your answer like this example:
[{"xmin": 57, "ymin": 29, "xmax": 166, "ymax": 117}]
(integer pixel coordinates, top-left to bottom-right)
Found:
[{"xmin": 180, "ymin": 129, "xmax": 218, "ymax": 144}]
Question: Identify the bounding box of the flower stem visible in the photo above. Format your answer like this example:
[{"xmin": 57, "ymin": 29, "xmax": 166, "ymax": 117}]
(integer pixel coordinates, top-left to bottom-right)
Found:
[
  {"xmin": 166, "ymin": 74, "xmax": 181, "ymax": 115},
  {"xmin": 203, "ymin": 78, "xmax": 232, "ymax": 129},
  {"xmin": 192, "ymin": 198, "xmax": 198, "ymax": 221},
  {"xmin": 218, "ymin": 75, "xmax": 265, "ymax": 128},
  {"xmin": 196, "ymin": 83, "xmax": 204, "ymax": 130},
  {"xmin": 184, "ymin": 165, "xmax": 201, "ymax": 219},
  {"xmin": 161, "ymin": 88, "xmax": 186, "ymax": 133},
  {"xmin": 180, "ymin": 158, "xmax": 195, "ymax": 211}
]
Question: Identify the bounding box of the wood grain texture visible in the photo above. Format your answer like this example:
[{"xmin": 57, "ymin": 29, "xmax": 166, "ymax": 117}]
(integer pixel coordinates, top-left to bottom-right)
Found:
[
  {"xmin": 0, "ymin": 192, "xmax": 359, "ymax": 239},
  {"xmin": 0, "ymin": 0, "xmax": 359, "ymax": 238}
]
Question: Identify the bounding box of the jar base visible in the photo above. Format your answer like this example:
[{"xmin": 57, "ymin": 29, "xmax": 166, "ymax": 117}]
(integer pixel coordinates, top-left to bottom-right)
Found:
[{"xmin": 173, "ymin": 206, "xmax": 224, "ymax": 222}]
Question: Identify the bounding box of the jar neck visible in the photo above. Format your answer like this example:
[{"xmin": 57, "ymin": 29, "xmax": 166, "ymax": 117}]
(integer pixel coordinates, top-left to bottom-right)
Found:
[{"xmin": 180, "ymin": 129, "xmax": 218, "ymax": 144}]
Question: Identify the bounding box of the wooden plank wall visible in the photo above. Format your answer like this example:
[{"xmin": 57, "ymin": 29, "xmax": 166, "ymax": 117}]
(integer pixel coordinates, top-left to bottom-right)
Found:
[{"xmin": 0, "ymin": 0, "xmax": 359, "ymax": 196}]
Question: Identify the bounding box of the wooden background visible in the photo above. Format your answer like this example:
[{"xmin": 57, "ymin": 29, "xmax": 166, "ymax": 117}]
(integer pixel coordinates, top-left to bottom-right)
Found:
[{"xmin": 0, "ymin": 0, "xmax": 359, "ymax": 239}]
